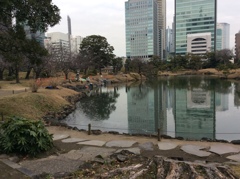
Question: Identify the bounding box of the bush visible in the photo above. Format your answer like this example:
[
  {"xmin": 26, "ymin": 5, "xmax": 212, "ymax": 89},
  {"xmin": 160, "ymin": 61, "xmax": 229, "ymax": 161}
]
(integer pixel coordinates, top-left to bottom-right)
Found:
[
  {"xmin": 30, "ymin": 80, "xmax": 42, "ymax": 92},
  {"xmin": 48, "ymin": 78, "xmax": 59, "ymax": 89},
  {"xmin": 5, "ymin": 76, "xmax": 15, "ymax": 81},
  {"xmin": 0, "ymin": 117, "xmax": 53, "ymax": 156}
]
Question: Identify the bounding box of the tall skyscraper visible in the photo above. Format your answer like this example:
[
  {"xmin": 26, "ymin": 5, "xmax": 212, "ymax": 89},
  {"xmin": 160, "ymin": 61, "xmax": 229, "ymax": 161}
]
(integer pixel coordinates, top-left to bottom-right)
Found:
[
  {"xmin": 125, "ymin": 0, "xmax": 166, "ymax": 60},
  {"xmin": 175, "ymin": 0, "xmax": 217, "ymax": 55},
  {"xmin": 157, "ymin": 0, "xmax": 166, "ymax": 59},
  {"xmin": 236, "ymin": 31, "xmax": 240, "ymax": 62},
  {"xmin": 216, "ymin": 23, "xmax": 230, "ymax": 50},
  {"xmin": 67, "ymin": 15, "xmax": 72, "ymax": 52}
]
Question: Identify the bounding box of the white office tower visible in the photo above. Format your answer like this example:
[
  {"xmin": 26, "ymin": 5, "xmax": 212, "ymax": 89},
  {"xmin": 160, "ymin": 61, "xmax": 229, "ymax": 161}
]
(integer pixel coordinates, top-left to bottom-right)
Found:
[{"xmin": 216, "ymin": 23, "xmax": 230, "ymax": 50}]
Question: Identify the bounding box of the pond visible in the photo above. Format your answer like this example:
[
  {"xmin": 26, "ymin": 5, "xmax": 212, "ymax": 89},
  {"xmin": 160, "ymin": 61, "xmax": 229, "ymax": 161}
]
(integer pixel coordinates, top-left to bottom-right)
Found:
[{"xmin": 62, "ymin": 76, "xmax": 240, "ymax": 141}]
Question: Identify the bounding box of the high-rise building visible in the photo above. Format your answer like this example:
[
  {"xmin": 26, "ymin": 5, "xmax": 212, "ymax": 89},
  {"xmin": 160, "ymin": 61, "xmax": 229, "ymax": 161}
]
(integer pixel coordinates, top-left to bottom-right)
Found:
[
  {"xmin": 71, "ymin": 36, "xmax": 84, "ymax": 54},
  {"xmin": 175, "ymin": 0, "xmax": 217, "ymax": 55},
  {"xmin": 235, "ymin": 31, "xmax": 240, "ymax": 62},
  {"xmin": 125, "ymin": 0, "xmax": 166, "ymax": 60},
  {"xmin": 157, "ymin": 0, "xmax": 166, "ymax": 59},
  {"xmin": 216, "ymin": 23, "xmax": 230, "ymax": 50},
  {"xmin": 67, "ymin": 16, "xmax": 72, "ymax": 52}
]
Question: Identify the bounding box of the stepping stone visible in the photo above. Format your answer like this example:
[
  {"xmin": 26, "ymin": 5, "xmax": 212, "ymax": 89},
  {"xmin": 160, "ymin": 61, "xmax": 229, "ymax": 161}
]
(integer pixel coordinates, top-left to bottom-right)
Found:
[
  {"xmin": 181, "ymin": 145, "xmax": 211, "ymax": 157},
  {"xmin": 106, "ymin": 140, "xmax": 137, "ymax": 148},
  {"xmin": 209, "ymin": 144, "xmax": 240, "ymax": 155},
  {"xmin": 77, "ymin": 140, "xmax": 106, "ymax": 147},
  {"xmin": 227, "ymin": 154, "xmax": 240, "ymax": 162},
  {"xmin": 158, "ymin": 142, "xmax": 178, "ymax": 150},
  {"xmin": 62, "ymin": 138, "xmax": 87, "ymax": 143},
  {"xmin": 115, "ymin": 148, "xmax": 141, "ymax": 155},
  {"xmin": 139, "ymin": 142, "xmax": 154, "ymax": 151},
  {"xmin": 53, "ymin": 134, "xmax": 69, "ymax": 141}
]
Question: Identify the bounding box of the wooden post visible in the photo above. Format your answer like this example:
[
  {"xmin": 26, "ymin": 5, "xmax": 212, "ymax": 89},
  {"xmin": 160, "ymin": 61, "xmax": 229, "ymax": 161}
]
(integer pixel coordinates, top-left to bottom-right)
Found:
[
  {"xmin": 88, "ymin": 124, "xmax": 91, "ymax": 135},
  {"xmin": 158, "ymin": 128, "xmax": 161, "ymax": 141},
  {"xmin": 25, "ymin": 88, "xmax": 27, "ymax": 92},
  {"xmin": 12, "ymin": 90, "xmax": 14, "ymax": 94}
]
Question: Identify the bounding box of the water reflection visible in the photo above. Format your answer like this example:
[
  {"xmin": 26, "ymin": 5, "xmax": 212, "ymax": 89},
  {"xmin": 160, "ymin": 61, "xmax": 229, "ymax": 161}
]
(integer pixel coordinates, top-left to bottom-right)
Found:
[{"xmin": 64, "ymin": 77, "xmax": 240, "ymax": 141}]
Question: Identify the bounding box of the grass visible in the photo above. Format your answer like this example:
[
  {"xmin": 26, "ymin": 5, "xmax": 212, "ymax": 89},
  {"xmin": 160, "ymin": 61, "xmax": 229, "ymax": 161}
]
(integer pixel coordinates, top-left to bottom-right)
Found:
[
  {"xmin": 0, "ymin": 81, "xmax": 78, "ymax": 120},
  {"xmin": 229, "ymin": 164, "xmax": 240, "ymax": 178}
]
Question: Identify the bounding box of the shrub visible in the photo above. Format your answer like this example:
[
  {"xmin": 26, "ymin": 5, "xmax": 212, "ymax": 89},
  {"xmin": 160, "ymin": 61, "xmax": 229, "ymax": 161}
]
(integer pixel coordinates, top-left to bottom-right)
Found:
[
  {"xmin": 0, "ymin": 117, "xmax": 53, "ymax": 156},
  {"xmin": 30, "ymin": 79, "xmax": 42, "ymax": 92},
  {"xmin": 5, "ymin": 76, "xmax": 15, "ymax": 81}
]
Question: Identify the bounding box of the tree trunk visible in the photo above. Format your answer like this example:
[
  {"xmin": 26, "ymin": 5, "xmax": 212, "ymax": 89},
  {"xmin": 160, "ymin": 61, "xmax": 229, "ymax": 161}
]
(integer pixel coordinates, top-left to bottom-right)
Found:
[
  {"xmin": 0, "ymin": 69, "xmax": 4, "ymax": 80},
  {"xmin": 64, "ymin": 71, "xmax": 68, "ymax": 80},
  {"xmin": 35, "ymin": 70, "xmax": 41, "ymax": 79},
  {"xmin": 99, "ymin": 67, "xmax": 102, "ymax": 75},
  {"xmin": 15, "ymin": 67, "xmax": 20, "ymax": 83},
  {"xmin": 8, "ymin": 67, "xmax": 14, "ymax": 76},
  {"xmin": 25, "ymin": 68, "xmax": 32, "ymax": 79}
]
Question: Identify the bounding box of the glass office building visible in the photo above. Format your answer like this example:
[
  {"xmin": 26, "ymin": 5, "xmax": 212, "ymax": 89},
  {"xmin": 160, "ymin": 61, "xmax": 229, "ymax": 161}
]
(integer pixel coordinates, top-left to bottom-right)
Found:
[
  {"xmin": 125, "ymin": 0, "xmax": 159, "ymax": 59},
  {"xmin": 175, "ymin": 0, "xmax": 217, "ymax": 54}
]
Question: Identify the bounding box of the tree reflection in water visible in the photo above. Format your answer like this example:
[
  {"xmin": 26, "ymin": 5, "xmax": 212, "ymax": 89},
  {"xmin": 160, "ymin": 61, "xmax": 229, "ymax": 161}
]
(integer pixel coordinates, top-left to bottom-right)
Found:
[{"xmin": 79, "ymin": 87, "xmax": 119, "ymax": 120}]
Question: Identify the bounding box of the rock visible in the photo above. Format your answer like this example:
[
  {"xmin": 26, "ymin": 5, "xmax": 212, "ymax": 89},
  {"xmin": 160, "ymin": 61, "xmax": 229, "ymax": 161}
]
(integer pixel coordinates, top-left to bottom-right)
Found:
[
  {"xmin": 8, "ymin": 156, "xmax": 20, "ymax": 163},
  {"xmin": 0, "ymin": 154, "xmax": 9, "ymax": 159},
  {"xmin": 161, "ymin": 135, "xmax": 172, "ymax": 139},
  {"xmin": 108, "ymin": 131, "xmax": 119, "ymax": 135},
  {"xmin": 201, "ymin": 137, "xmax": 213, "ymax": 142},
  {"xmin": 139, "ymin": 142, "xmax": 154, "ymax": 151},
  {"xmin": 91, "ymin": 130, "xmax": 102, "ymax": 135},
  {"xmin": 175, "ymin": 136, "xmax": 184, "ymax": 140},
  {"xmin": 116, "ymin": 154, "xmax": 127, "ymax": 162},
  {"xmin": 231, "ymin": 140, "xmax": 240, "ymax": 145}
]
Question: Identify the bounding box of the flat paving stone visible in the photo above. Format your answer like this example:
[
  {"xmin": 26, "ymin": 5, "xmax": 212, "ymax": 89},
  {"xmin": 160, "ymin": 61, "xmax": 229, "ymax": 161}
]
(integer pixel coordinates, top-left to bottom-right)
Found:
[
  {"xmin": 106, "ymin": 140, "xmax": 137, "ymax": 148},
  {"xmin": 181, "ymin": 145, "xmax": 211, "ymax": 157},
  {"xmin": 115, "ymin": 148, "xmax": 141, "ymax": 155},
  {"xmin": 227, "ymin": 154, "xmax": 240, "ymax": 162},
  {"xmin": 139, "ymin": 142, "xmax": 154, "ymax": 151},
  {"xmin": 77, "ymin": 140, "xmax": 106, "ymax": 147},
  {"xmin": 53, "ymin": 134, "xmax": 69, "ymax": 141},
  {"xmin": 62, "ymin": 138, "xmax": 87, "ymax": 143},
  {"xmin": 20, "ymin": 147, "xmax": 115, "ymax": 175},
  {"xmin": 209, "ymin": 144, "xmax": 240, "ymax": 155},
  {"xmin": 158, "ymin": 142, "xmax": 178, "ymax": 150}
]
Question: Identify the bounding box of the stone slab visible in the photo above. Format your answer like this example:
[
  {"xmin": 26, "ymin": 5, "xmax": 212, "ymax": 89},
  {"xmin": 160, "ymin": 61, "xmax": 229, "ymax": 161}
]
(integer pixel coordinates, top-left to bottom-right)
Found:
[
  {"xmin": 227, "ymin": 154, "xmax": 240, "ymax": 162},
  {"xmin": 158, "ymin": 142, "xmax": 178, "ymax": 150},
  {"xmin": 1, "ymin": 159, "xmax": 21, "ymax": 169},
  {"xmin": 209, "ymin": 144, "xmax": 240, "ymax": 155},
  {"xmin": 106, "ymin": 140, "xmax": 137, "ymax": 148},
  {"xmin": 53, "ymin": 134, "xmax": 69, "ymax": 141},
  {"xmin": 115, "ymin": 148, "xmax": 141, "ymax": 155},
  {"xmin": 139, "ymin": 142, "xmax": 154, "ymax": 151},
  {"xmin": 181, "ymin": 145, "xmax": 211, "ymax": 157},
  {"xmin": 77, "ymin": 140, "xmax": 106, "ymax": 147},
  {"xmin": 62, "ymin": 138, "xmax": 87, "ymax": 143}
]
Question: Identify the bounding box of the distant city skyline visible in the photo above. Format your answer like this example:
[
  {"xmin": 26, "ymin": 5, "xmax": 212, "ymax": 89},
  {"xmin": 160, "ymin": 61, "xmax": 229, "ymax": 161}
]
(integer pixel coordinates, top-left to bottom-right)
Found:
[{"xmin": 48, "ymin": 0, "xmax": 240, "ymax": 57}]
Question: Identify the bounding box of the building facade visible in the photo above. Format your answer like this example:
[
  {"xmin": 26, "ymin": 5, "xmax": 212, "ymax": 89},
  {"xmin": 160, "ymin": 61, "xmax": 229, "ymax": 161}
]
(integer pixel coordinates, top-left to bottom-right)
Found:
[
  {"xmin": 235, "ymin": 31, "xmax": 240, "ymax": 61},
  {"xmin": 125, "ymin": 0, "xmax": 166, "ymax": 60},
  {"xmin": 175, "ymin": 0, "xmax": 217, "ymax": 55},
  {"xmin": 216, "ymin": 23, "xmax": 230, "ymax": 50},
  {"xmin": 187, "ymin": 32, "xmax": 211, "ymax": 55}
]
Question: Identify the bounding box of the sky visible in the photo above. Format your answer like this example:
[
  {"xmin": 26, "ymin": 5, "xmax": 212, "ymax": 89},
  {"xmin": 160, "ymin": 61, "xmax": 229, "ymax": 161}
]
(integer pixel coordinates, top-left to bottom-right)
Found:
[{"xmin": 48, "ymin": 0, "xmax": 240, "ymax": 57}]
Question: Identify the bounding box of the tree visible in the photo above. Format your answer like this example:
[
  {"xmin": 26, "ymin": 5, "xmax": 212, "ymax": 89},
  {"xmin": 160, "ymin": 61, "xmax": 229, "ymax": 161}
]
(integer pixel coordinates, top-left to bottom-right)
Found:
[
  {"xmin": 0, "ymin": 56, "xmax": 8, "ymax": 80},
  {"xmin": 79, "ymin": 35, "xmax": 114, "ymax": 75},
  {"xmin": 216, "ymin": 49, "xmax": 233, "ymax": 65},
  {"xmin": 187, "ymin": 54, "xmax": 202, "ymax": 70},
  {"xmin": 124, "ymin": 58, "xmax": 131, "ymax": 73},
  {"xmin": 130, "ymin": 58, "xmax": 146, "ymax": 74},
  {"xmin": 111, "ymin": 57, "xmax": 123, "ymax": 74},
  {"xmin": 0, "ymin": 0, "xmax": 61, "ymax": 83}
]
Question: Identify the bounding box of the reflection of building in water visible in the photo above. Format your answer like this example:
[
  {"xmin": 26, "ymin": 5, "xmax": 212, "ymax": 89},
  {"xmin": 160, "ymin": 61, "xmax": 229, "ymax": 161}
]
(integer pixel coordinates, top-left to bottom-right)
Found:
[
  {"xmin": 235, "ymin": 83, "xmax": 240, "ymax": 107},
  {"xmin": 215, "ymin": 92, "xmax": 229, "ymax": 111},
  {"xmin": 174, "ymin": 88, "xmax": 216, "ymax": 140},
  {"xmin": 127, "ymin": 83, "xmax": 167, "ymax": 135}
]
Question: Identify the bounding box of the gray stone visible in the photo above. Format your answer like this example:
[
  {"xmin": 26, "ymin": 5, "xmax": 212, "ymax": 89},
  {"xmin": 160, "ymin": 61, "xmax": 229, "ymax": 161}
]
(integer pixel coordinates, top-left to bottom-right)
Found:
[
  {"xmin": 53, "ymin": 134, "xmax": 70, "ymax": 141},
  {"xmin": 227, "ymin": 154, "xmax": 240, "ymax": 162},
  {"xmin": 139, "ymin": 142, "xmax": 154, "ymax": 151},
  {"xmin": 20, "ymin": 147, "xmax": 115, "ymax": 175},
  {"xmin": 1, "ymin": 159, "xmax": 21, "ymax": 169},
  {"xmin": 0, "ymin": 154, "xmax": 9, "ymax": 159},
  {"xmin": 117, "ymin": 154, "xmax": 127, "ymax": 162},
  {"xmin": 106, "ymin": 140, "xmax": 137, "ymax": 148},
  {"xmin": 62, "ymin": 138, "xmax": 87, "ymax": 143},
  {"xmin": 158, "ymin": 142, "xmax": 178, "ymax": 150},
  {"xmin": 115, "ymin": 148, "xmax": 141, "ymax": 155},
  {"xmin": 9, "ymin": 156, "xmax": 20, "ymax": 163},
  {"xmin": 77, "ymin": 140, "xmax": 106, "ymax": 147},
  {"xmin": 181, "ymin": 145, "xmax": 211, "ymax": 157},
  {"xmin": 209, "ymin": 144, "xmax": 240, "ymax": 155}
]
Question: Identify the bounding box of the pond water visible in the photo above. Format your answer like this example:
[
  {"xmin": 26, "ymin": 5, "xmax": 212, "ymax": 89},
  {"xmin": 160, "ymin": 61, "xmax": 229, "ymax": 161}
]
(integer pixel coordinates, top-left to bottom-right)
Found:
[{"xmin": 63, "ymin": 76, "xmax": 240, "ymax": 141}]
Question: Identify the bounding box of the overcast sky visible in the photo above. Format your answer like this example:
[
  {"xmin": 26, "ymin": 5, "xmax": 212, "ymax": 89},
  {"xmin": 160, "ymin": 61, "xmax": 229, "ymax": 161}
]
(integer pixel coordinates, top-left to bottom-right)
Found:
[{"xmin": 48, "ymin": 0, "xmax": 240, "ymax": 57}]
